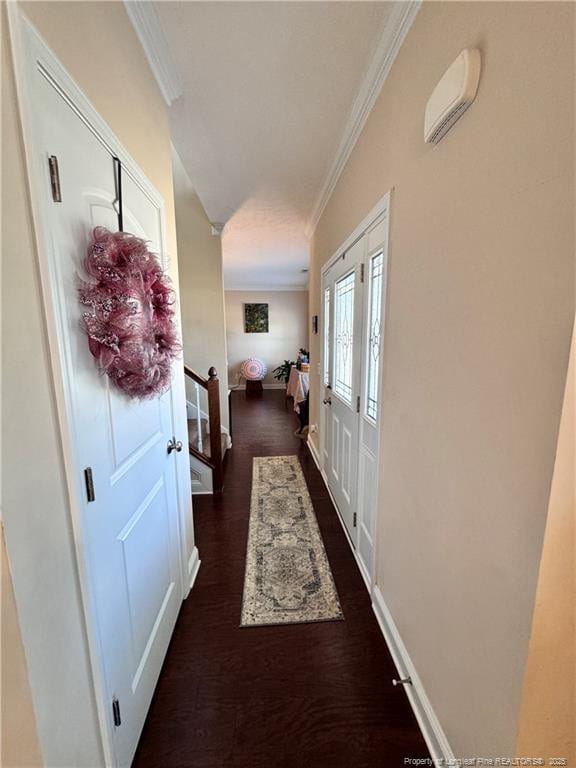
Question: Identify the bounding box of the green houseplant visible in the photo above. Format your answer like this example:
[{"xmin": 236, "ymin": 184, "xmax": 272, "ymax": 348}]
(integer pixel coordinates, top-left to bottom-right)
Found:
[{"xmin": 272, "ymin": 360, "xmax": 295, "ymax": 384}]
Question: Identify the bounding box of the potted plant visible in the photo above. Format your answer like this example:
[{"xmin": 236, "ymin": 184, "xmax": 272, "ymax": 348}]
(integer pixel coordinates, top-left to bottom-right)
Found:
[{"xmin": 272, "ymin": 360, "xmax": 295, "ymax": 384}]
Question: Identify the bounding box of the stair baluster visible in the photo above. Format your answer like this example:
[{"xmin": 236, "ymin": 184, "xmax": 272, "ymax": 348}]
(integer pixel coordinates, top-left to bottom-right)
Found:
[{"xmin": 194, "ymin": 381, "xmax": 203, "ymax": 454}]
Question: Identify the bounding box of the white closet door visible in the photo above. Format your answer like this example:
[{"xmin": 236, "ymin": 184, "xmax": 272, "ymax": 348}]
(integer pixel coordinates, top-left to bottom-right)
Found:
[{"xmin": 36, "ymin": 69, "xmax": 185, "ymax": 767}]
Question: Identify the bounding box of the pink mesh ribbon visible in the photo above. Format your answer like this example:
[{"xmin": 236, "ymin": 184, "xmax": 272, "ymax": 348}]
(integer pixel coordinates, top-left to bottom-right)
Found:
[{"xmin": 78, "ymin": 227, "xmax": 180, "ymax": 399}]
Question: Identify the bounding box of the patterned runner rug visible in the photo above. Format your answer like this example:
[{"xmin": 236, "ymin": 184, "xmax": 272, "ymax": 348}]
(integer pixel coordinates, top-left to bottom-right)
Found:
[{"xmin": 241, "ymin": 455, "xmax": 343, "ymax": 627}]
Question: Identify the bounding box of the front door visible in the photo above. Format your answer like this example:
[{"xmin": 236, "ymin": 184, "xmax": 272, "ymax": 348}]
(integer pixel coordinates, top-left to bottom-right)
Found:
[
  {"xmin": 36, "ymin": 65, "xmax": 186, "ymax": 766},
  {"xmin": 322, "ymin": 238, "xmax": 365, "ymax": 539},
  {"xmin": 321, "ymin": 209, "xmax": 389, "ymax": 581}
]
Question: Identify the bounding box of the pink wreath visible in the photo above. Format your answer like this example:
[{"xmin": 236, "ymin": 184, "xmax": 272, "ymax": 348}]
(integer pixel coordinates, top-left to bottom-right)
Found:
[{"xmin": 78, "ymin": 227, "xmax": 180, "ymax": 399}]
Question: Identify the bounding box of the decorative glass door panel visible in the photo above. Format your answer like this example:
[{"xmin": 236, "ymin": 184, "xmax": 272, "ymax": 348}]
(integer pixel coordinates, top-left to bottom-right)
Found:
[
  {"xmin": 333, "ymin": 271, "xmax": 356, "ymax": 404},
  {"xmin": 365, "ymin": 251, "xmax": 384, "ymax": 421},
  {"xmin": 323, "ymin": 286, "xmax": 331, "ymax": 387}
]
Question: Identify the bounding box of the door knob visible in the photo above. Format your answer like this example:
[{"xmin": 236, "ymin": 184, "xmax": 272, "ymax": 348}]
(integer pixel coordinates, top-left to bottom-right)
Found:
[
  {"xmin": 167, "ymin": 437, "xmax": 183, "ymax": 454},
  {"xmin": 323, "ymin": 397, "xmax": 332, "ymax": 405}
]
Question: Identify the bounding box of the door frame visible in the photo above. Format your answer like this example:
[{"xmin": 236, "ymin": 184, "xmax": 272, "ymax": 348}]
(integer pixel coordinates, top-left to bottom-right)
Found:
[
  {"xmin": 7, "ymin": 9, "xmax": 193, "ymax": 764},
  {"xmin": 318, "ymin": 190, "xmax": 391, "ymax": 590}
]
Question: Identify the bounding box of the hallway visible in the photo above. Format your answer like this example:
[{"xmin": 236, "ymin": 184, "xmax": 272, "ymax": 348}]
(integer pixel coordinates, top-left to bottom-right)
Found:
[{"xmin": 133, "ymin": 390, "xmax": 428, "ymax": 767}]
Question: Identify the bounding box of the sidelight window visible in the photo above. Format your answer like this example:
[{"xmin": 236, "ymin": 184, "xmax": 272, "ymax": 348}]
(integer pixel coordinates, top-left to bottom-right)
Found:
[
  {"xmin": 365, "ymin": 251, "xmax": 384, "ymax": 421},
  {"xmin": 323, "ymin": 287, "xmax": 331, "ymax": 386}
]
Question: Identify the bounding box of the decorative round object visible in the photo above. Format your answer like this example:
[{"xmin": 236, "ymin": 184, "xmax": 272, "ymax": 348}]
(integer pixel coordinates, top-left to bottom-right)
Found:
[
  {"xmin": 78, "ymin": 226, "xmax": 180, "ymax": 399},
  {"xmin": 240, "ymin": 357, "xmax": 267, "ymax": 381}
]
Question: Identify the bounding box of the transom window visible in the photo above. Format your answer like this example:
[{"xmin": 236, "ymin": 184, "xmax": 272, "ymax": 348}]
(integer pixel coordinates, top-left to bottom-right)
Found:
[
  {"xmin": 333, "ymin": 270, "xmax": 355, "ymax": 404},
  {"xmin": 365, "ymin": 251, "xmax": 384, "ymax": 420}
]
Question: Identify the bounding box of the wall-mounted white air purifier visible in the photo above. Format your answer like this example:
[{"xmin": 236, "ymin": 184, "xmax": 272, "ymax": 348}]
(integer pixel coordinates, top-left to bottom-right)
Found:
[{"xmin": 424, "ymin": 49, "xmax": 481, "ymax": 144}]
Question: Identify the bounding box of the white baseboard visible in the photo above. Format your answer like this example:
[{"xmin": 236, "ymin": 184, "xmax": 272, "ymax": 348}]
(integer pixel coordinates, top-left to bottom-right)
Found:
[
  {"xmin": 187, "ymin": 546, "xmax": 201, "ymax": 594},
  {"xmin": 371, "ymin": 585, "xmax": 454, "ymax": 764},
  {"xmin": 306, "ymin": 434, "xmax": 321, "ymax": 467}
]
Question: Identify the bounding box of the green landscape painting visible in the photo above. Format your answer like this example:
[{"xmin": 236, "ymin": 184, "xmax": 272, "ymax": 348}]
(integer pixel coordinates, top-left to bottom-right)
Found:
[{"xmin": 244, "ymin": 303, "xmax": 269, "ymax": 333}]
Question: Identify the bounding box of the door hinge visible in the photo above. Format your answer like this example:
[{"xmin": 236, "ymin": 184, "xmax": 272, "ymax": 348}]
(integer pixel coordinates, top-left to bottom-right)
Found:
[
  {"xmin": 356, "ymin": 395, "xmax": 360, "ymax": 413},
  {"xmin": 48, "ymin": 155, "xmax": 62, "ymax": 202},
  {"xmin": 353, "ymin": 512, "xmax": 357, "ymax": 527},
  {"xmin": 360, "ymin": 263, "xmax": 365, "ymax": 283},
  {"xmin": 84, "ymin": 467, "xmax": 95, "ymax": 503},
  {"xmin": 112, "ymin": 697, "xmax": 121, "ymax": 727}
]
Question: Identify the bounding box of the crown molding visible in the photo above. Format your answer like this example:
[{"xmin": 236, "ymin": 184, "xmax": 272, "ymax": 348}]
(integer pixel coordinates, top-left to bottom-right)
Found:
[
  {"xmin": 210, "ymin": 223, "xmax": 225, "ymax": 236},
  {"xmin": 305, "ymin": 0, "xmax": 421, "ymax": 239},
  {"xmin": 124, "ymin": 1, "xmax": 182, "ymax": 106}
]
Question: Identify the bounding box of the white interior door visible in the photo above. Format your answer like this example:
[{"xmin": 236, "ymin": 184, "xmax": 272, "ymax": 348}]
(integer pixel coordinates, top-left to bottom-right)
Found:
[
  {"xmin": 322, "ymin": 239, "xmax": 365, "ymax": 539},
  {"xmin": 36, "ymin": 69, "xmax": 185, "ymax": 767}
]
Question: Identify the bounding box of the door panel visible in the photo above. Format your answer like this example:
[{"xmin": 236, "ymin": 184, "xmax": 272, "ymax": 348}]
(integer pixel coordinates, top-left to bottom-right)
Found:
[
  {"xmin": 109, "ymin": 396, "xmax": 164, "ymax": 470},
  {"xmin": 341, "ymin": 425, "xmax": 353, "ymax": 503},
  {"xmin": 330, "ymin": 412, "xmax": 340, "ymax": 482},
  {"xmin": 323, "ymin": 238, "xmax": 364, "ymax": 539},
  {"xmin": 119, "ymin": 479, "xmax": 172, "ymax": 672},
  {"xmin": 356, "ymin": 449, "xmax": 376, "ymax": 584},
  {"xmin": 37, "ymin": 71, "xmax": 184, "ymax": 766}
]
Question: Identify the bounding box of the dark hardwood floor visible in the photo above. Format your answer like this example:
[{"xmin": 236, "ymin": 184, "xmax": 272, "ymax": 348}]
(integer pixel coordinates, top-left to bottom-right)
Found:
[{"xmin": 133, "ymin": 390, "xmax": 429, "ymax": 767}]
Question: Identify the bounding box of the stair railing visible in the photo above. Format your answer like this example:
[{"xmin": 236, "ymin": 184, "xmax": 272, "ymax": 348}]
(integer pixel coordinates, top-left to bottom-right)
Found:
[{"xmin": 184, "ymin": 364, "xmax": 223, "ymax": 493}]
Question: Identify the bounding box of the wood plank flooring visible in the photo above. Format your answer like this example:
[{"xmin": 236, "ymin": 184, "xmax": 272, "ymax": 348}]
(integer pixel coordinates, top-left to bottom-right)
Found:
[{"xmin": 133, "ymin": 390, "xmax": 429, "ymax": 767}]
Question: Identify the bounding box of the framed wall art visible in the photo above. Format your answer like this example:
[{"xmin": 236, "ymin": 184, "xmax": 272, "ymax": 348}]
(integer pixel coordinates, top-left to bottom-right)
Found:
[{"xmin": 244, "ymin": 303, "xmax": 269, "ymax": 333}]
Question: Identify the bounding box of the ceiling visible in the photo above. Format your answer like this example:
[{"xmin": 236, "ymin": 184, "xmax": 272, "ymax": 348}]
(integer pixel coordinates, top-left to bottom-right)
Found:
[{"xmin": 148, "ymin": 2, "xmax": 402, "ymax": 289}]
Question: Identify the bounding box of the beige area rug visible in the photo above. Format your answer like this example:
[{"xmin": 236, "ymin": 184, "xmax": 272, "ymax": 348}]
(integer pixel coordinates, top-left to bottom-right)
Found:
[{"xmin": 241, "ymin": 456, "xmax": 343, "ymax": 627}]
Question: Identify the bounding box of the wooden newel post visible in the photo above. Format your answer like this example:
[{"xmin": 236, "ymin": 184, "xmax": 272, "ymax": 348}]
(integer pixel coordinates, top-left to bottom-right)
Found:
[{"xmin": 207, "ymin": 367, "xmax": 223, "ymax": 493}]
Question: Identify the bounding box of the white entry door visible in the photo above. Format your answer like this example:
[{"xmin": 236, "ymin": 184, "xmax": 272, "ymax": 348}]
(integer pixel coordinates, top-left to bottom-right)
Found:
[
  {"xmin": 322, "ymin": 238, "xmax": 365, "ymax": 538},
  {"xmin": 321, "ymin": 206, "xmax": 389, "ymax": 585},
  {"xmin": 35, "ymin": 66, "xmax": 186, "ymax": 766}
]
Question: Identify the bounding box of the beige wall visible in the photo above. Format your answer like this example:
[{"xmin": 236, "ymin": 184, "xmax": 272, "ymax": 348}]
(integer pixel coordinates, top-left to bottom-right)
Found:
[
  {"xmin": 516, "ymin": 322, "xmax": 575, "ymax": 763},
  {"xmin": 172, "ymin": 148, "xmax": 230, "ymax": 430},
  {"xmin": 1, "ymin": 532, "xmax": 42, "ymax": 768},
  {"xmin": 2, "ymin": 2, "xmax": 186, "ymax": 763},
  {"xmin": 309, "ymin": 1, "xmax": 574, "ymax": 757},
  {"xmin": 225, "ymin": 291, "xmax": 309, "ymax": 387}
]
